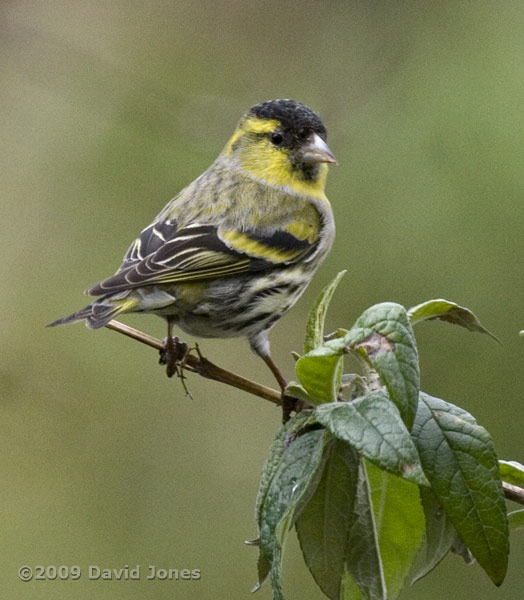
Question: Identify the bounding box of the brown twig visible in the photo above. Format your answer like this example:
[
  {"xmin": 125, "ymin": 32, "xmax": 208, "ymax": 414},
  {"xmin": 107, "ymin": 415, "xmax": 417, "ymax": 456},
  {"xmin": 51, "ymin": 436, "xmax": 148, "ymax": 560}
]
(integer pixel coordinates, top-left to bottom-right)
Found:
[
  {"xmin": 105, "ymin": 320, "xmax": 524, "ymax": 505},
  {"xmin": 503, "ymin": 481, "xmax": 524, "ymax": 505},
  {"xmin": 105, "ymin": 320, "xmax": 282, "ymax": 405}
]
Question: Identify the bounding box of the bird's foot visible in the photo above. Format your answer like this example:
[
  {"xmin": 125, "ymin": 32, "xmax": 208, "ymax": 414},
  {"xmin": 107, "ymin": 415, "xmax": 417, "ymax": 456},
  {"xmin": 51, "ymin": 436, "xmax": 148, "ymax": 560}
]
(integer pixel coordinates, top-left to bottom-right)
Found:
[
  {"xmin": 177, "ymin": 346, "xmax": 195, "ymax": 399},
  {"xmin": 159, "ymin": 335, "xmax": 189, "ymax": 379}
]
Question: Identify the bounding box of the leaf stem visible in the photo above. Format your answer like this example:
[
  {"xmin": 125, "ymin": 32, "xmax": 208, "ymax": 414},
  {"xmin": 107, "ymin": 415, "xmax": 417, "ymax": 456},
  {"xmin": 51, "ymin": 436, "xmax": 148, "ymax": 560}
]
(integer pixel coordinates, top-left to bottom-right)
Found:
[{"xmin": 104, "ymin": 320, "xmax": 282, "ymax": 405}]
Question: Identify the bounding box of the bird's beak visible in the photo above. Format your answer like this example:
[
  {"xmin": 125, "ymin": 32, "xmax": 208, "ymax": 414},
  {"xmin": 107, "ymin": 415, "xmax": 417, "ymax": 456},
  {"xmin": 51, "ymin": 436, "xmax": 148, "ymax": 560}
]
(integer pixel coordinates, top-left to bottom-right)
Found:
[{"xmin": 301, "ymin": 133, "xmax": 337, "ymax": 165}]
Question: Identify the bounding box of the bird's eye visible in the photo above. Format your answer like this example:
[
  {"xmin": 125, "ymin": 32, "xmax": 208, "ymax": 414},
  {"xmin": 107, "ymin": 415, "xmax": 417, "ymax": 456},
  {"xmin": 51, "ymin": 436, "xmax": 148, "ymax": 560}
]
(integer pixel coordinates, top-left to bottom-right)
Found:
[{"xmin": 270, "ymin": 132, "xmax": 283, "ymax": 146}]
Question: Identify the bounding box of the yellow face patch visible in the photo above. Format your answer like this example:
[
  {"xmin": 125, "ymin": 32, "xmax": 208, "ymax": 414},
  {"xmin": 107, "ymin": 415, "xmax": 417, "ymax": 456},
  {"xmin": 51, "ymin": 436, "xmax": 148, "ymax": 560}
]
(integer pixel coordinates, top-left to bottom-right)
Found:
[
  {"xmin": 241, "ymin": 143, "xmax": 329, "ymax": 201},
  {"xmin": 226, "ymin": 117, "xmax": 280, "ymax": 153},
  {"xmin": 244, "ymin": 117, "xmax": 280, "ymax": 134},
  {"xmin": 225, "ymin": 117, "xmax": 329, "ymax": 201}
]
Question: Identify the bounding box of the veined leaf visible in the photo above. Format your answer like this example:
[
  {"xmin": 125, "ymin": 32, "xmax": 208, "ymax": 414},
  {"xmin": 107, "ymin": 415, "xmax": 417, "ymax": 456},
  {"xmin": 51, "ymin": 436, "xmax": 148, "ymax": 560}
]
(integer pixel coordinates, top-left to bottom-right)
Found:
[
  {"xmin": 284, "ymin": 381, "xmax": 314, "ymax": 403},
  {"xmin": 407, "ymin": 299, "xmax": 499, "ymax": 343},
  {"xmin": 257, "ymin": 428, "xmax": 327, "ymax": 599},
  {"xmin": 409, "ymin": 487, "xmax": 469, "ymax": 584},
  {"xmin": 304, "ymin": 270, "xmax": 347, "ymax": 353},
  {"xmin": 508, "ymin": 509, "xmax": 524, "ymax": 532},
  {"xmin": 411, "ymin": 393, "xmax": 509, "ymax": 585},
  {"xmin": 296, "ymin": 345, "xmax": 343, "ymax": 404},
  {"xmin": 255, "ymin": 412, "xmax": 316, "ymax": 527},
  {"xmin": 366, "ymin": 460, "xmax": 425, "ymax": 599},
  {"xmin": 253, "ymin": 411, "xmax": 316, "ymax": 589},
  {"xmin": 345, "ymin": 303, "xmax": 420, "ymax": 429},
  {"xmin": 297, "ymin": 302, "xmax": 420, "ymax": 425},
  {"xmin": 296, "ymin": 441, "xmax": 386, "ymax": 600},
  {"xmin": 341, "ymin": 571, "xmax": 367, "ymax": 600},
  {"xmin": 499, "ymin": 459, "xmax": 524, "ymax": 487},
  {"xmin": 314, "ymin": 390, "xmax": 428, "ymax": 486}
]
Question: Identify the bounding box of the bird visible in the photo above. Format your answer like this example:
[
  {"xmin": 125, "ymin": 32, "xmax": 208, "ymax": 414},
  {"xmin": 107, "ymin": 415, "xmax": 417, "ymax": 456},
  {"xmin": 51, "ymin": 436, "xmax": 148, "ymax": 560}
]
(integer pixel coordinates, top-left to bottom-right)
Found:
[{"xmin": 48, "ymin": 99, "xmax": 336, "ymax": 410}]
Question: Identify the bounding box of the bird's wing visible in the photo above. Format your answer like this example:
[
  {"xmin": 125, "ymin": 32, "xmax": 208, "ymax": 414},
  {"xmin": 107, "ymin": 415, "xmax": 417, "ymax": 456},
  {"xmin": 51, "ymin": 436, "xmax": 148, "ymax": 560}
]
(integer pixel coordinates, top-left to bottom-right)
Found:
[{"xmin": 85, "ymin": 220, "xmax": 317, "ymax": 296}]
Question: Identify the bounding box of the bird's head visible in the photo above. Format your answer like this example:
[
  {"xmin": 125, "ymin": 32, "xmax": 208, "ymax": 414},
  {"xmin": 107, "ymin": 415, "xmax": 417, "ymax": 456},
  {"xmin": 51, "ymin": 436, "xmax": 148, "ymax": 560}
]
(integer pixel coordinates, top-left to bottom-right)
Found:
[{"xmin": 224, "ymin": 99, "xmax": 336, "ymax": 198}]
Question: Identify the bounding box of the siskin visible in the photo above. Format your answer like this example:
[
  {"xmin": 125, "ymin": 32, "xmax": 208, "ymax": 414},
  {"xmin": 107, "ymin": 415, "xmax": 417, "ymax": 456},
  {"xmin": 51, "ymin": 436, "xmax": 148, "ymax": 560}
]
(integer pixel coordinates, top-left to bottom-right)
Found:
[{"xmin": 49, "ymin": 99, "xmax": 336, "ymax": 404}]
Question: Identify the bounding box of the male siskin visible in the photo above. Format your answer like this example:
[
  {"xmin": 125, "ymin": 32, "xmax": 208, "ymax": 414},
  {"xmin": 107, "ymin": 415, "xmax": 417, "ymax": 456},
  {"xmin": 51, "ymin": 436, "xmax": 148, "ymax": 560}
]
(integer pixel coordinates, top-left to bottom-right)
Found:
[{"xmin": 49, "ymin": 99, "xmax": 336, "ymax": 405}]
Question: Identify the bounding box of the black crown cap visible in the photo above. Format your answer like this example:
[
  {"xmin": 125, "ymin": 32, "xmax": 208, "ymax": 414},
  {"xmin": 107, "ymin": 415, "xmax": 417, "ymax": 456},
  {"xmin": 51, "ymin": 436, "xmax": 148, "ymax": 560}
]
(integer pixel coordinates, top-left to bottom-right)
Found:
[{"xmin": 247, "ymin": 99, "xmax": 327, "ymax": 138}]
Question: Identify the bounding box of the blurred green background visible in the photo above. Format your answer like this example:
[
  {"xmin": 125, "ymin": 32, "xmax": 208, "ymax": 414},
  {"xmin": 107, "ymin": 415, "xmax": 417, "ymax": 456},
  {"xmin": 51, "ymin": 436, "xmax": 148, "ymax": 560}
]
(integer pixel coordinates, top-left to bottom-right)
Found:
[{"xmin": 2, "ymin": 1, "xmax": 524, "ymax": 598}]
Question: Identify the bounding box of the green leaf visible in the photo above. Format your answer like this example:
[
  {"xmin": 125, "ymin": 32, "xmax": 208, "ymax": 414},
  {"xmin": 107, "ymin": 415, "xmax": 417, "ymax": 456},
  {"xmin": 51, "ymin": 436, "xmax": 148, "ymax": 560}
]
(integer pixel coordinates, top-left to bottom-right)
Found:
[
  {"xmin": 283, "ymin": 381, "xmax": 314, "ymax": 403},
  {"xmin": 253, "ymin": 411, "xmax": 316, "ymax": 590},
  {"xmin": 295, "ymin": 344, "xmax": 343, "ymax": 404},
  {"xmin": 255, "ymin": 412, "xmax": 315, "ymax": 527},
  {"xmin": 296, "ymin": 441, "xmax": 386, "ymax": 600},
  {"xmin": 346, "ymin": 303, "xmax": 420, "ymax": 429},
  {"xmin": 411, "ymin": 393, "xmax": 509, "ymax": 585},
  {"xmin": 257, "ymin": 428, "xmax": 327, "ymax": 599},
  {"xmin": 409, "ymin": 488, "xmax": 463, "ymax": 584},
  {"xmin": 508, "ymin": 509, "xmax": 524, "ymax": 532},
  {"xmin": 450, "ymin": 536, "xmax": 474, "ymax": 565},
  {"xmin": 341, "ymin": 571, "xmax": 367, "ymax": 600},
  {"xmin": 304, "ymin": 270, "xmax": 347, "ymax": 353},
  {"xmin": 366, "ymin": 460, "xmax": 425, "ymax": 599},
  {"xmin": 255, "ymin": 549, "xmax": 272, "ymax": 595},
  {"xmin": 314, "ymin": 390, "xmax": 428, "ymax": 486},
  {"xmin": 325, "ymin": 328, "xmax": 349, "ymax": 341},
  {"xmin": 407, "ymin": 299, "xmax": 499, "ymax": 343},
  {"xmin": 499, "ymin": 460, "xmax": 524, "ymax": 486},
  {"xmin": 416, "ymin": 394, "xmax": 477, "ymax": 424},
  {"xmin": 297, "ymin": 303, "xmax": 420, "ymax": 421},
  {"xmin": 343, "ymin": 459, "xmax": 387, "ymax": 600}
]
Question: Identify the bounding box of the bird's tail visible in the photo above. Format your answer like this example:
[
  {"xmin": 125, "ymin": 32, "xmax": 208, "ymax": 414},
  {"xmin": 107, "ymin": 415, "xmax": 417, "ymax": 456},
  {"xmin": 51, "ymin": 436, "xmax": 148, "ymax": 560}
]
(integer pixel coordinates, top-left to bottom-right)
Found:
[{"xmin": 47, "ymin": 297, "xmax": 138, "ymax": 329}]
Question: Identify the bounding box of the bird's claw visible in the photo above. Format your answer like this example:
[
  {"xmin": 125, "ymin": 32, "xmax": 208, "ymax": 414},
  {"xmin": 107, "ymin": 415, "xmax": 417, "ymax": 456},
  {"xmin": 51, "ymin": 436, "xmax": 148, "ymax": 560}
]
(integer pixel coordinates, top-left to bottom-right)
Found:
[{"xmin": 159, "ymin": 335, "xmax": 189, "ymax": 378}]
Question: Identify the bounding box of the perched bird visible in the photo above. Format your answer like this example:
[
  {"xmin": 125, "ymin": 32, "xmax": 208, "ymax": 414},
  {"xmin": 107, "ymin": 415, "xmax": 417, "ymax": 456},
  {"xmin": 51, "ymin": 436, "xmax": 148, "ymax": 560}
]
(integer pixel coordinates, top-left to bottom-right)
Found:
[{"xmin": 49, "ymin": 99, "xmax": 336, "ymax": 402}]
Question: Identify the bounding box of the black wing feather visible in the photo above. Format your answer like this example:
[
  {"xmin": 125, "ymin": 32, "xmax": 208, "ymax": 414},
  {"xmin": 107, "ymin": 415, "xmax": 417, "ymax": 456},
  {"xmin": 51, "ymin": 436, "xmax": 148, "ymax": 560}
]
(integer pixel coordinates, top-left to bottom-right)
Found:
[{"xmin": 86, "ymin": 221, "xmax": 316, "ymax": 297}]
